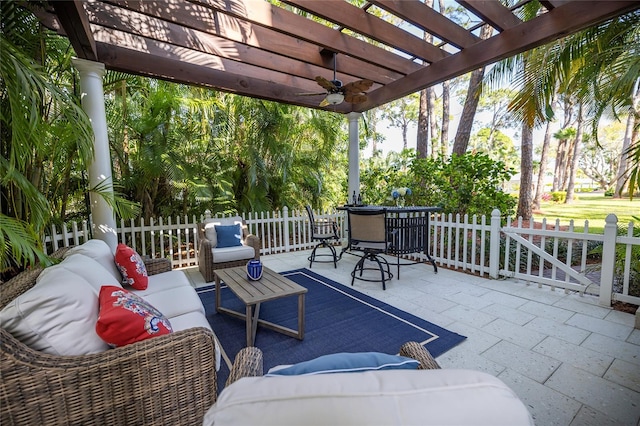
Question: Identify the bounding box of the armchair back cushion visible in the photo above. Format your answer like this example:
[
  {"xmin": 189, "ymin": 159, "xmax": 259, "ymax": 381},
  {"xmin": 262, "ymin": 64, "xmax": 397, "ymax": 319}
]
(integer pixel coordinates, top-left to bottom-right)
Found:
[{"xmin": 203, "ymin": 216, "xmax": 245, "ymax": 247}]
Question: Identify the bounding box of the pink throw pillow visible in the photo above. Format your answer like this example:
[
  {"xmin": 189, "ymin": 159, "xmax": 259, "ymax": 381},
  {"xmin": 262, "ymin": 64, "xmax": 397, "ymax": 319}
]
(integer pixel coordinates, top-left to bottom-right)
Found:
[
  {"xmin": 96, "ymin": 285, "xmax": 172, "ymax": 347},
  {"xmin": 115, "ymin": 243, "xmax": 148, "ymax": 290}
]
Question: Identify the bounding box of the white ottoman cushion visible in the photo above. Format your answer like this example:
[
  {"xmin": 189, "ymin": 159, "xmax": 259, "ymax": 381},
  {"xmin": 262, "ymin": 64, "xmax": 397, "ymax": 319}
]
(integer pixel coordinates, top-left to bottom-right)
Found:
[{"xmin": 204, "ymin": 369, "xmax": 533, "ymax": 426}]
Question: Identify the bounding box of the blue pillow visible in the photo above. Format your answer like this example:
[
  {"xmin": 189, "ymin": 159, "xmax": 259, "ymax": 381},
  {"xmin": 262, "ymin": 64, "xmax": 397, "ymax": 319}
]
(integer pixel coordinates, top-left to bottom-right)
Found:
[
  {"xmin": 215, "ymin": 224, "xmax": 242, "ymax": 248},
  {"xmin": 265, "ymin": 352, "xmax": 420, "ymax": 376}
]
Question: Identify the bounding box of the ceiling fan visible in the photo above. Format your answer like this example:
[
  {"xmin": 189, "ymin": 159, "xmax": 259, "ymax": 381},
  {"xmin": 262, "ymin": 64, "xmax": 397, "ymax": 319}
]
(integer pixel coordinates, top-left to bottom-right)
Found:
[{"xmin": 299, "ymin": 53, "xmax": 373, "ymax": 107}]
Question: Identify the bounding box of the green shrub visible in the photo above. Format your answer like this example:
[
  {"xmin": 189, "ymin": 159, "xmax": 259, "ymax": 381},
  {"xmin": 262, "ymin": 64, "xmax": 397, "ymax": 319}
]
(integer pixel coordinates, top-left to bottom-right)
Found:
[
  {"xmin": 410, "ymin": 153, "xmax": 517, "ymax": 218},
  {"xmin": 550, "ymin": 191, "xmax": 566, "ymax": 203}
]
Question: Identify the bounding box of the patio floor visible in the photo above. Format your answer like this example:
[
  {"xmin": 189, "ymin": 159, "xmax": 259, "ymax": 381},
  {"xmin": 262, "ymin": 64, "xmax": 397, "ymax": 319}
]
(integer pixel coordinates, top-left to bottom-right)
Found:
[{"xmin": 183, "ymin": 249, "xmax": 640, "ymax": 426}]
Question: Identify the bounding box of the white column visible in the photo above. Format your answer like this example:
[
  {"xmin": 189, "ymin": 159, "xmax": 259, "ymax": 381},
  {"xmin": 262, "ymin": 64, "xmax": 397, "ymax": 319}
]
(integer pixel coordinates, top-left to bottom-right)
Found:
[
  {"xmin": 72, "ymin": 58, "xmax": 118, "ymax": 251},
  {"xmin": 347, "ymin": 112, "xmax": 361, "ymax": 203}
]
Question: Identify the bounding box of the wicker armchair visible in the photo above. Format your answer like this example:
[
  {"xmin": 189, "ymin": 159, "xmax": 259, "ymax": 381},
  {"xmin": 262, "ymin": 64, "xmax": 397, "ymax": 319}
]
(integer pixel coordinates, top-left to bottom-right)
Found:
[
  {"xmin": 197, "ymin": 219, "xmax": 261, "ymax": 283},
  {"xmin": 0, "ymin": 250, "xmax": 263, "ymax": 426}
]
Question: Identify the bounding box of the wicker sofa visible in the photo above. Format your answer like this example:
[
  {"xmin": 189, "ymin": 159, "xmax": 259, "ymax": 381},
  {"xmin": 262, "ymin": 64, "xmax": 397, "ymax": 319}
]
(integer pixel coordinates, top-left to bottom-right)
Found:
[
  {"xmin": 198, "ymin": 216, "xmax": 261, "ymax": 282},
  {"xmin": 0, "ymin": 241, "xmax": 263, "ymax": 425}
]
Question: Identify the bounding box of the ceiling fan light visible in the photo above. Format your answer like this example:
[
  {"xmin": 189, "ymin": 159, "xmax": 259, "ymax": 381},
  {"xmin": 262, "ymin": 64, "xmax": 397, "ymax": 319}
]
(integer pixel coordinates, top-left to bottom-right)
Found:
[{"xmin": 325, "ymin": 92, "xmax": 344, "ymax": 105}]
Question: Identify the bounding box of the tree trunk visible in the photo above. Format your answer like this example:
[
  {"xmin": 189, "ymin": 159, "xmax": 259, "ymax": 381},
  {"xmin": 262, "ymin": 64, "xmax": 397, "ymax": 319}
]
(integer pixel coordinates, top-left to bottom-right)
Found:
[
  {"xmin": 565, "ymin": 104, "xmax": 583, "ymax": 203},
  {"xmin": 441, "ymin": 79, "xmax": 450, "ymax": 157},
  {"xmin": 417, "ymin": 90, "xmax": 428, "ymax": 158},
  {"xmin": 517, "ymin": 121, "xmax": 534, "ymax": 220},
  {"xmin": 533, "ymin": 118, "xmax": 554, "ymax": 210},
  {"xmin": 451, "ymin": 25, "xmax": 492, "ymax": 156},
  {"xmin": 427, "ymin": 87, "xmax": 438, "ymax": 158},
  {"xmin": 614, "ymin": 82, "xmax": 639, "ymax": 197}
]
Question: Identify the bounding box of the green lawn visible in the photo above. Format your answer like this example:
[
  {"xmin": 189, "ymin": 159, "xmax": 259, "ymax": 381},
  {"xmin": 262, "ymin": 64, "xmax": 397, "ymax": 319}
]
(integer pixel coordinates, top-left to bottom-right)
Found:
[{"xmin": 533, "ymin": 192, "xmax": 639, "ymax": 233}]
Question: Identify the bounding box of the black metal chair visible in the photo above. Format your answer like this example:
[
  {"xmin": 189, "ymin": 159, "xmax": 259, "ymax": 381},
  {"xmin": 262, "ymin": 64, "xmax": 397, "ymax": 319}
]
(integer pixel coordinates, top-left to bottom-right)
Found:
[
  {"xmin": 305, "ymin": 205, "xmax": 340, "ymax": 268},
  {"xmin": 347, "ymin": 208, "xmax": 394, "ymax": 290}
]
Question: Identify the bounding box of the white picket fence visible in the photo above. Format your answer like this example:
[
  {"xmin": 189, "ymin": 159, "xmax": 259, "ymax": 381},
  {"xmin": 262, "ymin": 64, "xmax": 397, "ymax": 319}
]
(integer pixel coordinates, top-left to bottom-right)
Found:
[{"xmin": 44, "ymin": 207, "xmax": 639, "ymax": 307}]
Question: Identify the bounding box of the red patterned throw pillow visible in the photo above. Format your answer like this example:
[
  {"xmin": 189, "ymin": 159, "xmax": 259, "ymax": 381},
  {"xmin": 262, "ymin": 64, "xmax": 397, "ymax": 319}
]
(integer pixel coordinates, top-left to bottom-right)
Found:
[
  {"xmin": 96, "ymin": 285, "xmax": 172, "ymax": 347},
  {"xmin": 114, "ymin": 243, "xmax": 148, "ymax": 290}
]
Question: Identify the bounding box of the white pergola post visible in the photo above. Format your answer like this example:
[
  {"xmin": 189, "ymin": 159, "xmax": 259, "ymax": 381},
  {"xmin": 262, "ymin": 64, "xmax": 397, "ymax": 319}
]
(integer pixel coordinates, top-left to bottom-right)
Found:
[
  {"xmin": 347, "ymin": 112, "xmax": 361, "ymax": 204},
  {"xmin": 72, "ymin": 58, "xmax": 117, "ymax": 251}
]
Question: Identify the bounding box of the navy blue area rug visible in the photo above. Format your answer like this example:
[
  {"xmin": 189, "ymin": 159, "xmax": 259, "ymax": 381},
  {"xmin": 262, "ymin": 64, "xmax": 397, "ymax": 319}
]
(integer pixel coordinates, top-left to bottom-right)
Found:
[{"xmin": 197, "ymin": 268, "xmax": 466, "ymax": 388}]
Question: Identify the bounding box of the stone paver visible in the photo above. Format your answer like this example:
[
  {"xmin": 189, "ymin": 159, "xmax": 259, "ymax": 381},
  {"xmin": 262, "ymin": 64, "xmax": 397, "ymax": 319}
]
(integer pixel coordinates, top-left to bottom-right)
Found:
[
  {"xmin": 188, "ymin": 250, "xmax": 640, "ymax": 426},
  {"xmin": 533, "ymin": 336, "xmax": 613, "ymax": 376},
  {"xmin": 483, "ymin": 340, "xmax": 561, "ymax": 382},
  {"xmin": 546, "ymin": 363, "xmax": 640, "ymax": 425},
  {"xmin": 525, "ymin": 317, "xmax": 591, "ymax": 345},
  {"xmin": 566, "ymin": 313, "xmax": 634, "ymax": 341}
]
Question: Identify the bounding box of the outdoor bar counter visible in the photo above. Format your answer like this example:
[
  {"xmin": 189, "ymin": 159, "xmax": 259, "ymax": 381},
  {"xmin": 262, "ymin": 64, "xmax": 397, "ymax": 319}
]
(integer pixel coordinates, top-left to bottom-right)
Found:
[{"xmin": 338, "ymin": 205, "xmax": 442, "ymax": 277}]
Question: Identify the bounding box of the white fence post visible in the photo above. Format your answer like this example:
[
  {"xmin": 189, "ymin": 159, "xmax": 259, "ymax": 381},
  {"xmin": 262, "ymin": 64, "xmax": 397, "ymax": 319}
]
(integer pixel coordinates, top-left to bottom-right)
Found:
[
  {"xmin": 599, "ymin": 213, "xmax": 618, "ymax": 307},
  {"xmin": 489, "ymin": 209, "xmax": 501, "ymax": 279},
  {"xmin": 283, "ymin": 206, "xmax": 291, "ymax": 252}
]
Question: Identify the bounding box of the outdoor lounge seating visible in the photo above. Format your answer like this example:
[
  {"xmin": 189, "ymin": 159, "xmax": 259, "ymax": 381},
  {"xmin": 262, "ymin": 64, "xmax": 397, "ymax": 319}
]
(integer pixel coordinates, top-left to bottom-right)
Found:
[
  {"xmin": 198, "ymin": 216, "xmax": 261, "ymax": 282},
  {"xmin": 347, "ymin": 208, "xmax": 394, "ymax": 290},
  {"xmin": 305, "ymin": 205, "xmax": 340, "ymax": 268},
  {"xmin": 0, "ymin": 240, "xmax": 263, "ymax": 425},
  {"xmin": 203, "ymin": 342, "xmax": 533, "ymax": 425}
]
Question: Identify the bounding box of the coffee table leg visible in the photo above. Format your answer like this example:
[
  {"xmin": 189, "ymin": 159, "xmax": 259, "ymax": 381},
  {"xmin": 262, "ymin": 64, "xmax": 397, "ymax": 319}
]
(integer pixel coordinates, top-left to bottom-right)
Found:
[
  {"xmin": 298, "ymin": 293, "xmax": 305, "ymax": 340},
  {"xmin": 215, "ymin": 274, "xmax": 221, "ymax": 313}
]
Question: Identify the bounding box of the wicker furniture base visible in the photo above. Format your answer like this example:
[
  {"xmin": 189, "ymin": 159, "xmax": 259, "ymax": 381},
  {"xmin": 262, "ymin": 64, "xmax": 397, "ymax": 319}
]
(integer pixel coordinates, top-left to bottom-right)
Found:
[{"xmin": 1, "ymin": 247, "xmax": 263, "ymax": 426}]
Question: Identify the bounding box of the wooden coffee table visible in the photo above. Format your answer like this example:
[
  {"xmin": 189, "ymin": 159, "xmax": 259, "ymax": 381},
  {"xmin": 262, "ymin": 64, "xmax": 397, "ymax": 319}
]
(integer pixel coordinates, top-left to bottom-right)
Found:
[{"xmin": 214, "ymin": 266, "xmax": 307, "ymax": 346}]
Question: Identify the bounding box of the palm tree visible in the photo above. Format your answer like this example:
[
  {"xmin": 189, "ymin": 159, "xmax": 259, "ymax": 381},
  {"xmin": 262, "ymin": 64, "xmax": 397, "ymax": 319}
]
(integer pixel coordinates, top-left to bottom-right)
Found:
[{"xmin": 1, "ymin": 2, "xmax": 93, "ymax": 277}]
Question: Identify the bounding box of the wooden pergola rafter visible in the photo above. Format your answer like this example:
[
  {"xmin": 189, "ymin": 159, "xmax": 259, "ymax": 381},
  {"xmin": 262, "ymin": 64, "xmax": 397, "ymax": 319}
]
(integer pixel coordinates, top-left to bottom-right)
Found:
[{"xmin": 33, "ymin": 0, "xmax": 639, "ymax": 113}]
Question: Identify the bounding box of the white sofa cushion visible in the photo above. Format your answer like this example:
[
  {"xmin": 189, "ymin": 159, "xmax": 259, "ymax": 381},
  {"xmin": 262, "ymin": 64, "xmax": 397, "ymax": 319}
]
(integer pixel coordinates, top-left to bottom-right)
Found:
[
  {"xmin": 204, "ymin": 369, "xmax": 533, "ymax": 426},
  {"xmin": 64, "ymin": 239, "xmax": 121, "ymax": 281},
  {"xmin": 134, "ymin": 286, "xmax": 205, "ymax": 319},
  {"xmin": 58, "ymin": 253, "xmax": 123, "ymax": 293},
  {"xmin": 211, "ymin": 245, "xmax": 256, "ymax": 264},
  {"xmin": 135, "ymin": 269, "xmax": 192, "ymax": 296},
  {"xmin": 204, "ymin": 216, "xmax": 244, "ymax": 247},
  {"xmin": 0, "ymin": 266, "xmax": 110, "ymax": 355}
]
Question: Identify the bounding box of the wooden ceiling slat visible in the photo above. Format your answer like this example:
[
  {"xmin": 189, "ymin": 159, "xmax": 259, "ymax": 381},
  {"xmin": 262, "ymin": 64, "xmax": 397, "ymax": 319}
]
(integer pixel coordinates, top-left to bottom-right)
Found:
[
  {"xmin": 369, "ymin": 0, "xmax": 479, "ymax": 49},
  {"xmin": 50, "ymin": 1, "xmax": 97, "ymax": 60},
  {"xmin": 193, "ymin": 0, "xmax": 423, "ymax": 75},
  {"xmin": 456, "ymin": 0, "xmax": 522, "ymax": 31},
  {"xmin": 95, "ymin": 41, "xmax": 353, "ymax": 112},
  {"xmin": 97, "ymin": 0, "xmax": 401, "ymax": 85},
  {"xmin": 283, "ymin": 0, "xmax": 449, "ymax": 64},
  {"xmin": 356, "ymin": 0, "xmax": 640, "ymax": 111},
  {"xmin": 92, "ymin": 28, "xmax": 327, "ymax": 94},
  {"xmin": 86, "ymin": 3, "xmax": 383, "ymax": 90}
]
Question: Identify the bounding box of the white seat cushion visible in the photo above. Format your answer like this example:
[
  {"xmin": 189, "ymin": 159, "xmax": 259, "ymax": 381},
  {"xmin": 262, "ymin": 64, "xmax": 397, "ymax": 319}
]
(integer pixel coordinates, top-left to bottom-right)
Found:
[
  {"xmin": 133, "ymin": 286, "xmax": 205, "ymax": 318},
  {"xmin": 136, "ymin": 270, "xmax": 192, "ymax": 296},
  {"xmin": 204, "ymin": 369, "xmax": 533, "ymax": 426},
  {"xmin": 211, "ymin": 245, "xmax": 255, "ymax": 264}
]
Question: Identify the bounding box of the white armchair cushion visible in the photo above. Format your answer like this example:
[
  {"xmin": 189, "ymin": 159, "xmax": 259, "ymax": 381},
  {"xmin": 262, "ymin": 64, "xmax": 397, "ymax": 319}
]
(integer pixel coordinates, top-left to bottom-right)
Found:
[
  {"xmin": 204, "ymin": 369, "xmax": 533, "ymax": 426},
  {"xmin": 211, "ymin": 245, "xmax": 256, "ymax": 264}
]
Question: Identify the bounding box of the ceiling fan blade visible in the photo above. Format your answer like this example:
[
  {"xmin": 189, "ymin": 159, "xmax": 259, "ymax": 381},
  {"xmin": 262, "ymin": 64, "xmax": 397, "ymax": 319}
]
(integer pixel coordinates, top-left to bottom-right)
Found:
[
  {"xmin": 342, "ymin": 79, "xmax": 374, "ymax": 94},
  {"xmin": 296, "ymin": 92, "xmax": 328, "ymax": 96},
  {"xmin": 315, "ymin": 76, "xmax": 336, "ymax": 91},
  {"xmin": 344, "ymin": 92, "xmax": 367, "ymax": 104}
]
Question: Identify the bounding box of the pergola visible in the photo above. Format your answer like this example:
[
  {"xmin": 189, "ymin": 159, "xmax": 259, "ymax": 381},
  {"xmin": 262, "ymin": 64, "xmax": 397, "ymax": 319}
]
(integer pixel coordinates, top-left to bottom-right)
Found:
[{"xmin": 29, "ymin": 0, "xmax": 640, "ymax": 247}]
